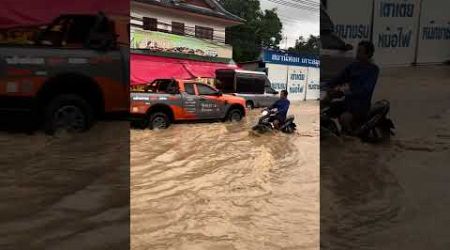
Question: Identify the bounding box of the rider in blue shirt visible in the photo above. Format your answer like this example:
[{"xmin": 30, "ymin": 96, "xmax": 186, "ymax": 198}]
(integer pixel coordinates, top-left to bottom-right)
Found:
[
  {"xmin": 269, "ymin": 90, "xmax": 290, "ymax": 128},
  {"xmin": 327, "ymin": 41, "xmax": 379, "ymax": 133}
]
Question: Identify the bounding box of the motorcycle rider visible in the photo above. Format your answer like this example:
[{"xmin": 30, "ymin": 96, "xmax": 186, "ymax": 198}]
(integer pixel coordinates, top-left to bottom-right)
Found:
[
  {"xmin": 268, "ymin": 90, "xmax": 290, "ymax": 129},
  {"xmin": 326, "ymin": 40, "xmax": 379, "ymax": 134}
]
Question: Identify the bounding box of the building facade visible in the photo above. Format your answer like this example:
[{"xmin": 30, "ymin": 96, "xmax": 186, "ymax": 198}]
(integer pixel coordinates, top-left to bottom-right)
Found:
[{"xmin": 130, "ymin": 0, "xmax": 244, "ymax": 85}]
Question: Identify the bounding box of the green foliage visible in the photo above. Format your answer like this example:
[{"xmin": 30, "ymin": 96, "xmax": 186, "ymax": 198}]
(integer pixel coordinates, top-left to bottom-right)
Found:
[
  {"xmin": 219, "ymin": 0, "xmax": 283, "ymax": 62},
  {"xmin": 288, "ymin": 35, "xmax": 320, "ymax": 55}
]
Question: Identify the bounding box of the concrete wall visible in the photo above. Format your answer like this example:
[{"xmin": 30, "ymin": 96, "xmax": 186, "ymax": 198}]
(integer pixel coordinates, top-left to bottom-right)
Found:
[
  {"xmin": 266, "ymin": 63, "xmax": 320, "ymax": 101},
  {"xmin": 416, "ymin": 0, "xmax": 450, "ymax": 64},
  {"xmin": 326, "ymin": 0, "xmax": 450, "ymax": 65}
]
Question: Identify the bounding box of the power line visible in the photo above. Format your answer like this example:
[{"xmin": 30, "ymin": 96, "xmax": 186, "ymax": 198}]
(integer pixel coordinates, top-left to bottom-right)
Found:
[
  {"xmin": 278, "ymin": 14, "xmax": 318, "ymax": 23},
  {"xmin": 269, "ymin": 0, "xmax": 319, "ymax": 10},
  {"xmin": 287, "ymin": 0, "xmax": 320, "ymax": 7},
  {"xmin": 266, "ymin": 0, "xmax": 319, "ymax": 13}
]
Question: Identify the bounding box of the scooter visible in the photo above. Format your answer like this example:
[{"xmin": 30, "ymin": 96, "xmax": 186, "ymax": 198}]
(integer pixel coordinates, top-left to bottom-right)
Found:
[
  {"xmin": 320, "ymin": 88, "xmax": 395, "ymax": 142},
  {"xmin": 252, "ymin": 108, "xmax": 297, "ymax": 134}
]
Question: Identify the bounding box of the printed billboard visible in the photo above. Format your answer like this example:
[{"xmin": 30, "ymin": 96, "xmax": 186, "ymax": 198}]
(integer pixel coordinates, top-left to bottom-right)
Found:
[{"xmin": 130, "ymin": 29, "xmax": 233, "ymax": 59}]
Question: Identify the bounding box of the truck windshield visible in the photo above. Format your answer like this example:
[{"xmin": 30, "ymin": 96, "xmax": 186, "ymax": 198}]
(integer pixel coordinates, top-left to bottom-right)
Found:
[{"xmin": 145, "ymin": 80, "xmax": 177, "ymax": 93}]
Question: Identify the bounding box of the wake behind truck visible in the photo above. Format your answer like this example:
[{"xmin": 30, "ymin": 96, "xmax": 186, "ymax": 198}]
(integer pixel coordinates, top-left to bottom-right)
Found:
[
  {"xmin": 130, "ymin": 79, "xmax": 246, "ymax": 129},
  {"xmin": 0, "ymin": 12, "xmax": 129, "ymax": 134}
]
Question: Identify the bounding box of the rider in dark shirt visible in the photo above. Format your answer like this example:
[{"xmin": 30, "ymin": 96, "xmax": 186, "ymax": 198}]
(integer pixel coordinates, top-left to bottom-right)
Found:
[
  {"xmin": 269, "ymin": 90, "xmax": 290, "ymax": 128},
  {"xmin": 327, "ymin": 41, "xmax": 379, "ymax": 133}
]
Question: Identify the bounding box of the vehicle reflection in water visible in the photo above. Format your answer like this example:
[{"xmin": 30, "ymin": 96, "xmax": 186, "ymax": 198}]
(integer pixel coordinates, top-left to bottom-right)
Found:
[
  {"xmin": 0, "ymin": 122, "xmax": 130, "ymax": 249},
  {"xmin": 131, "ymin": 102, "xmax": 319, "ymax": 250}
]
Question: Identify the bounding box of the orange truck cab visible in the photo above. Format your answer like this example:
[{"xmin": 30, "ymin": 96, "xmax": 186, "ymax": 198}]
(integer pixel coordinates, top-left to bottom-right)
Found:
[
  {"xmin": 0, "ymin": 12, "xmax": 129, "ymax": 134},
  {"xmin": 130, "ymin": 79, "xmax": 246, "ymax": 129}
]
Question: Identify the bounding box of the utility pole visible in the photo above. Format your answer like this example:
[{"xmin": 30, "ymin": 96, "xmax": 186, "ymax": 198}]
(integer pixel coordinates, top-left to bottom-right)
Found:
[{"xmin": 285, "ymin": 35, "xmax": 288, "ymax": 50}]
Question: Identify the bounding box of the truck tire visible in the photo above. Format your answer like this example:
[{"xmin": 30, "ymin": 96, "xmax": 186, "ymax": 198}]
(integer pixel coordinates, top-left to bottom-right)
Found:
[
  {"xmin": 228, "ymin": 108, "xmax": 243, "ymax": 122},
  {"xmin": 149, "ymin": 112, "xmax": 170, "ymax": 129},
  {"xmin": 246, "ymin": 101, "xmax": 254, "ymax": 109},
  {"xmin": 43, "ymin": 94, "xmax": 94, "ymax": 135}
]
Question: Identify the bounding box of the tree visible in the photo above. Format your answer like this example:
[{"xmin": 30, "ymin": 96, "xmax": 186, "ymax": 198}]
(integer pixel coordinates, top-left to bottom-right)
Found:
[
  {"xmin": 288, "ymin": 35, "xmax": 320, "ymax": 55},
  {"xmin": 219, "ymin": 0, "xmax": 283, "ymax": 62}
]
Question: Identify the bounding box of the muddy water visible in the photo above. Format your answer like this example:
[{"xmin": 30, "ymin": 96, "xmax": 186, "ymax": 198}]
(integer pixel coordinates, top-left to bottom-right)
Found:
[
  {"xmin": 131, "ymin": 101, "xmax": 319, "ymax": 250},
  {"xmin": 0, "ymin": 122, "xmax": 130, "ymax": 249},
  {"xmin": 321, "ymin": 66, "xmax": 450, "ymax": 249}
]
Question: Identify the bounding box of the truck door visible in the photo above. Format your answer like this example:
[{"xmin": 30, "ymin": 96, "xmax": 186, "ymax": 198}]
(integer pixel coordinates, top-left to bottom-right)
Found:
[
  {"xmin": 181, "ymin": 82, "xmax": 201, "ymax": 120},
  {"xmin": 195, "ymin": 83, "xmax": 225, "ymax": 119}
]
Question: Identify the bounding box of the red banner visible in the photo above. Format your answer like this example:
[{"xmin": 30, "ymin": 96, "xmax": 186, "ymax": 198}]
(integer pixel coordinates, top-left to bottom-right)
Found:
[{"xmin": 131, "ymin": 54, "xmax": 238, "ymax": 85}]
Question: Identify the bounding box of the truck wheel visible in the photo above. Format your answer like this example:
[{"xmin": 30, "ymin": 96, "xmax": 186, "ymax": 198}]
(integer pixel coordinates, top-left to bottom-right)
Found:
[
  {"xmin": 149, "ymin": 112, "xmax": 170, "ymax": 129},
  {"xmin": 246, "ymin": 101, "xmax": 254, "ymax": 109},
  {"xmin": 228, "ymin": 109, "xmax": 243, "ymax": 122},
  {"xmin": 43, "ymin": 94, "xmax": 94, "ymax": 135}
]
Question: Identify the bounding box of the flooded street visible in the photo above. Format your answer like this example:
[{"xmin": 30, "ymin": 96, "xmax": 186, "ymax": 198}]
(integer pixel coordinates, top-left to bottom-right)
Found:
[
  {"xmin": 321, "ymin": 66, "xmax": 450, "ymax": 249},
  {"xmin": 0, "ymin": 122, "xmax": 130, "ymax": 249},
  {"xmin": 131, "ymin": 101, "xmax": 319, "ymax": 250}
]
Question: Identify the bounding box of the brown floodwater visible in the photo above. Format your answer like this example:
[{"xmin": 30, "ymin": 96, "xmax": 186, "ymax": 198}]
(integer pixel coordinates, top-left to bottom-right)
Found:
[
  {"xmin": 131, "ymin": 101, "xmax": 319, "ymax": 250},
  {"xmin": 321, "ymin": 66, "xmax": 450, "ymax": 249},
  {"xmin": 0, "ymin": 122, "xmax": 130, "ymax": 249}
]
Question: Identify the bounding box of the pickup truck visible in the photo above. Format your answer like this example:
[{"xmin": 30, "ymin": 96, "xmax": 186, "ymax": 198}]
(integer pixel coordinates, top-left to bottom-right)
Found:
[
  {"xmin": 215, "ymin": 69, "xmax": 279, "ymax": 109},
  {"xmin": 0, "ymin": 12, "xmax": 129, "ymax": 134},
  {"xmin": 130, "ymin": 79, "xmax": 246, "ymax": 129}
]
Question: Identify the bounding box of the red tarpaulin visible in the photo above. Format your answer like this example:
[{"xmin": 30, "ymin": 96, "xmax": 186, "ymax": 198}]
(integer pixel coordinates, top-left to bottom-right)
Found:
[
  {"xmin": 0, "ymin": 0, "xmax": 129, "ymax": 29},
  {"xmin": 131, "ymin": 54, "xmax": 239, "ymax": 85}
]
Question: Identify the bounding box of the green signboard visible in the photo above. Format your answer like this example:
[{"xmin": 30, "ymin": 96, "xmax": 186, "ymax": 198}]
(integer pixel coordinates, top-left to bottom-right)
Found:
[{"xmin": 130, "ymin": 29, "xmax": 233, "ymax": 59}]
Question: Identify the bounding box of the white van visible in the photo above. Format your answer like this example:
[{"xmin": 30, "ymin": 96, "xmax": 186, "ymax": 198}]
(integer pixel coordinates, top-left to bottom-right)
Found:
[{"xmin": 215, "ymin": 69, "xmax": 279, "ymax": 109}]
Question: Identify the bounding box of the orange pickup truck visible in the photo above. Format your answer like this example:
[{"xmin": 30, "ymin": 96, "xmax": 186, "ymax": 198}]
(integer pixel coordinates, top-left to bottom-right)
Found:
[
  {"xmin": 0, "ymin": 13, "xmax": 129, "ymax": 134},
  {"xmin": 130, "ymin": 79, "xmax": 246, "ymax": 129}
]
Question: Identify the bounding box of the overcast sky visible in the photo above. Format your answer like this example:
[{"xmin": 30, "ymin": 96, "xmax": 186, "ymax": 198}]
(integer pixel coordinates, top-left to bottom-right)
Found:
[{"xmin": 260, "ymin": 0, "xmax": 319, "ymax": 48}]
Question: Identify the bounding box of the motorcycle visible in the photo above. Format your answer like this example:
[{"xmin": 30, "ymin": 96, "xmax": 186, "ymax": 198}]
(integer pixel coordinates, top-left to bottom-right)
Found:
[
  {"xmin": 252, "ymin": 108, "xmax": 297, "ymax": 134},
  {"xmin": 320, "ymin": 87, "xmax": 395, "ymax": 142}
]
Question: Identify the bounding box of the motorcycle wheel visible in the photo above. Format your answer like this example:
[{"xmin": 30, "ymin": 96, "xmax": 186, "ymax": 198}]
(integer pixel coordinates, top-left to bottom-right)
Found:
[
  {"xmin": 253, "ymin": 124, "xmax": 270, "ymax": 134},
  {"xmin": 282, "ymin": 124, "xmax": 296, "ymax": 134}
]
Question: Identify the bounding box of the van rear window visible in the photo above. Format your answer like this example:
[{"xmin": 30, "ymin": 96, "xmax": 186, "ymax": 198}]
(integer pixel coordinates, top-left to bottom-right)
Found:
[{"xmin": 236, "ymin": 76, "xmax": 265, "ymax": 94}]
